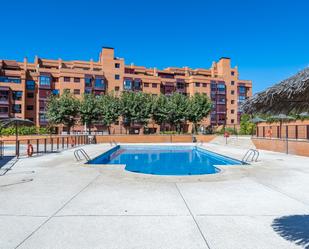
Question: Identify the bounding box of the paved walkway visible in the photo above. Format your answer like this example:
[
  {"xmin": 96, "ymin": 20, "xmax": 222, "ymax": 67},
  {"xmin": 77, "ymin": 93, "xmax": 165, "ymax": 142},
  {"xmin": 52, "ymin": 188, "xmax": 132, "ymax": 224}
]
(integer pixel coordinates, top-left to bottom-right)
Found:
[{"xmin": 0, "ymin": 143, "xmax": 308, "ymax": 249}]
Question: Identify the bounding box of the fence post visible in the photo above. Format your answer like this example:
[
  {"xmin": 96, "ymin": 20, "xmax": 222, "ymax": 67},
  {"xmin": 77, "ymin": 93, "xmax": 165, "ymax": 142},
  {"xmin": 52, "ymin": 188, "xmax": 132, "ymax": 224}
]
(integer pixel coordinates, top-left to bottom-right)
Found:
[
  {"xmin": 295, "ymin": 125, "xmax": 298, "ymax": 140},
  {"xmin": 57, "ymin": 137, "xmax": 59, "ymax": 150},
  {"xmin": 51, "ymin": 138, "xmax": 53, "ymax": 152},
  {"xmin": 286, "ymin": 126, "xmax": 289, "ymax": 154},
  {"xmin": 16, "ymin": 140, "xmax": 20, "ymax": 157},
  {"xmin": 62, "ymin": 137, "xmax": 64, "ymax": 149},
  {"xmin": 37, "ymin": 139, "xmax": 39, "ymax": 154},
  {"xmin": 44, "ymin": 139, "xmax": 47, "ymax": 153},
  {"xmin": 67, "ymin": 137, "xmax": 69, "ymax": 148}
]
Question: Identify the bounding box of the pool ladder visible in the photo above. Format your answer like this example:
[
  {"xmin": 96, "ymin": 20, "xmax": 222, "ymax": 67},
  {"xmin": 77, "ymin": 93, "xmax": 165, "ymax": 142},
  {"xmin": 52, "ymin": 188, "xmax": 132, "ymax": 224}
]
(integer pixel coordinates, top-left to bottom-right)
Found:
[
  {"xmin": 242, "ymin": 149, "xmax": 259, "ymax": 162},
  {"xmin": 110, "ymin": 140, "xmax": 118, "ymax": 146},
  {"xmin": 74, "ymin": 148, "xmax": 91, "ymax": 162}
]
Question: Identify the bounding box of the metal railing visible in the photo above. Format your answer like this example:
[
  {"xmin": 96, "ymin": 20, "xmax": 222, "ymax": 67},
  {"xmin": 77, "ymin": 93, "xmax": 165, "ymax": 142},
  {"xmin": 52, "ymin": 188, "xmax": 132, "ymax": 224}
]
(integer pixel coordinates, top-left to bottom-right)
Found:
[
  {"xmin": 256, "ymin": 124, "xmax": 309, "ymax": 140},
  {"xmin": 0, "ymin": 135, "xmax": 92, "ymax": 158},
  {"xmin": 242, "ymin": 149, "xmax": 259, "ymax": 162},
  {"xmin": 74, "ymin": 148, "xmax": 91, "ymax": 161}
]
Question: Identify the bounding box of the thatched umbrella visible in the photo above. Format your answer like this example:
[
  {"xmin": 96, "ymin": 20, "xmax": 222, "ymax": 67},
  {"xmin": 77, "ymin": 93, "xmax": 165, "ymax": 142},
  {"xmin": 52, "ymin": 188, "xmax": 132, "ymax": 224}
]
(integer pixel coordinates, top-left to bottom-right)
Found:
[
  {"xmin": 271, "ymin": 114, "xmax": 296, "ymax": 153},
  {"xmin": 0, "ymin": 118, "xmax": 34, "ymax": 156},
  {"xmin": 242, "ymin": 67, "xmax": 309, "ymax": 114},
  {"xmin": 299, "ymin": 112, "xmax": 309, "ymax": 118},
  {"xmin": 271, "ymin": 114, "xmax": 295, "ymax": 139},
  {"xmin": 250, "ymin": 117, "xmax": 266, "ymax": 123}
]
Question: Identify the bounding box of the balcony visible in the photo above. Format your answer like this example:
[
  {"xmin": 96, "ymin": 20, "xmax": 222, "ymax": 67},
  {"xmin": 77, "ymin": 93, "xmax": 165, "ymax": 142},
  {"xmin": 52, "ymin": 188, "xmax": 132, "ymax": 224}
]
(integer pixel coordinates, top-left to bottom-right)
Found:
[
  {"xmin": 123, "ymin": 79, "xmax": 133, "ymax": 91},
  {"xmin": 0, "ymin": 76, "xmax": 21, "ymax": 84},
  {"xmin": 26, "ymin": 80, "xmax": 36, "ymax": 90},
  {"xmin": 0, "ymin": 90, "xmax": 9, "ymax": 104},
  {"xmin": 94, "ymin": 78, "xmax": 106, "ymax": 91},
  {"xmin": 133, "ymin": 80, "xmax": 142, "ymax": 91},
  {"xmin": 39, "ymin": 76, "xmax": 51, "ymax": 89}
]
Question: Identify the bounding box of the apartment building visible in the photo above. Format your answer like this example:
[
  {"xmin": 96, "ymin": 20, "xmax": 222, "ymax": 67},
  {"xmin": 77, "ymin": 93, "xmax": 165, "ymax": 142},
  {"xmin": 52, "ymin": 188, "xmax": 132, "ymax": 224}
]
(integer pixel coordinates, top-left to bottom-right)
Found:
[{"xmin": 0, "ymin": 47, "xmax": 252, "ymax": 133}]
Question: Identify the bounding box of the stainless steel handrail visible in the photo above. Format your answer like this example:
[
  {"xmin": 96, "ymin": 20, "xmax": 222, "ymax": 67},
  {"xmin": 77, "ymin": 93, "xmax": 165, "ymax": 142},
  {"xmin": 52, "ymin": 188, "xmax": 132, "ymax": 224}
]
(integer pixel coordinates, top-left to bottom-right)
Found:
[
  {"xmin": 74, "ymin": 148, "xmax": 91, "ymax": 161},
  {"xmin": 242, "ymin": 149, "xmax": 259, "ymax": 162}
]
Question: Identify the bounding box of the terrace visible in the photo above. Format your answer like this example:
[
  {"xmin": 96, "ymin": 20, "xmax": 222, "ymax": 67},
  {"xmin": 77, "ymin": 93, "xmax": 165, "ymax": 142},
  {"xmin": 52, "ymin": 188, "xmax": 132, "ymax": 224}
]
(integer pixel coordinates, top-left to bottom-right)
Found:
[{"xmin": 0, "ymin": 137, "xmax": 309, "ymax": 249}]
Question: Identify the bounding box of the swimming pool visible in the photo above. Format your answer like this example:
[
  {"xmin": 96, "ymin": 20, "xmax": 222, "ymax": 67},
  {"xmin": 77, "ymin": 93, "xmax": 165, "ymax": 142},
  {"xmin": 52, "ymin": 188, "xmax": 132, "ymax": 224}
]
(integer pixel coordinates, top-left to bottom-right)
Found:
[{"xmin": 88, "ymin": 145, "xmax": 244, "ymax": 176}]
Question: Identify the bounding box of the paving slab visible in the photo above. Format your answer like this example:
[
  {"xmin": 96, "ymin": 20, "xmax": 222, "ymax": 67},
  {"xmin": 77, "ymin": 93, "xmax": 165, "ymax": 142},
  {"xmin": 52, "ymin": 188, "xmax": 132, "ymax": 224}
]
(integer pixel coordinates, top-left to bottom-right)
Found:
[
  {"xmin": 59, "ymin": 175, "xmax": 189, "ymax": 216},
  {"xmin": 196, "ymin": 215, "xmax": 302, "ymax": 249},
  {"xmin": 177, "ymin": 178, "xmax": 309, "ymax": 216},
  {"xmin": 0, "ymin": 216, "xmax": 46, "ymax": 249},
  {"xmin": 0, "ymin": 165, "xmax": 99, "ymax": 216},
  {"xmin": 17, "ymin": 216, "xmax": 207, "ymax": 249}
]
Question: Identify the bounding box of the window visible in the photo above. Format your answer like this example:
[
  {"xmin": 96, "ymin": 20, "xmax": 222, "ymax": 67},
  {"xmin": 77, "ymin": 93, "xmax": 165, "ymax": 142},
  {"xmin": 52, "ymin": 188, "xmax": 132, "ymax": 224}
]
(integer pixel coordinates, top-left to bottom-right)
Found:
[
  {"xmin": 115, "ymin": 74, "xmax": 120, "ymax": 80},
  {"xmin": 114, "ymin": 86, "xmax": 120, "ymax": 91},
  {"xmin": 0, "ymin": 106, "xmax": 9, "ymax": 113},
  {"xmin": 231, "ymin": 71, "xmax": 235, "ymax": 76},
  {"xmin": 74, "ymin": 78, "xmax": 80, "ymax": 83},
  {"xmin": 231, "ymin": 109, "xmax": 235, "ymax": 114},
  {"xmin": 202, "ymin": 83, "xmax": 207, "ymax": 87},
  {"xmin": 0, "ymin": 91, "xmax": 9, "ymax": 102},
  {"xmin": 134, "ymin": 80, "xmax": 142, "ymax": 90},
  {"xmin": 231, "ymin": 90, "xmax": 235, "ymax": 95},
  {"xmin": 27, "ymin": 92, "xmax": 34, "ymax": 98},
  {"xmin": 238, "ymin": 86, "xmax": 246, "ymax": 94},
  {"xmin": 238, "ymin": 95, "xmax": 246, "ymax": 102},
  {"xmin": 176, "ymin": 82, "xmax": 184, "ymax": 89},
  {"xmin": 195, "ymin": 82, "xmax": 200, "ymax": 87},
  {"xmin": 26, "ymin": 80, "xmax": 35, "ymax": 90},
  {"xmin": 39, "ymin": 75, "xmax": 51, "ymax": 86},
  {"xmin": 231, "ymin": 100, "xmax": 235, "ymax": 104},
  {"xmin": 74, "ymin": 89, "xmax": 80, "ymax": 95},
  {"xmin": 231, "ymin": 119, "xmax": 235, "ymax": 124},
  {"xmin": 152, "ymin": 83, "xmax": 157, "ymax": 88},
  {"xmin": 123, "ymin": 79, "xmax": 132, "ymax": 90},
  {"xmin": 144, "ymin": 83, "xmax": 149, "ymax": 87},
  {"xmin": 115, "ymin": 63, "xmax": 120, "ymax": 68},
  {"xmin": 39, "ymin": 113, "xmax": 48, "ymax": 123},
  {"xmin": 12, "ymin": 91, "xmax": 22, "ymax": 100},
  {"xmin": 231, "ymin": 81, "xmax": 235, "ymax": 85},
  {"xmin": 64, "ymin": 77, "xmax": 71, "ymax": 82},
  {"xmin": 12, "ymin": 104, "xmax": 21, "ymax": 113},
  {"xmin": 85, "ymin": 88, "xmax": 92, "ymax": 94},
  {"xmin": 53, "ymin": 77, "xmax": 59, "ymax": 83},
  {"xmin": 0, "ymin": 76, "xmax": 21, "ymax": 83},
  {"xmin": 94, "ymin": 78, "xmax": 105, "ymax": 89},
  {"xmin": 52, "ymin": 89, "xmax": 60, "ymax": 95},
  {"xmin": 85, "ymin": 77, "xmax": 92, "ymax": 87},
  {"xmin": 217, "ymin": 84, "xmax": 226, "ymax": 91},
  {"xmin": 27, "ymin": 105, "xmax": 34, "ymax": 111},
  {"xmin": 186, "ymin": 83, "xmax": 189, "ymax": 87}
]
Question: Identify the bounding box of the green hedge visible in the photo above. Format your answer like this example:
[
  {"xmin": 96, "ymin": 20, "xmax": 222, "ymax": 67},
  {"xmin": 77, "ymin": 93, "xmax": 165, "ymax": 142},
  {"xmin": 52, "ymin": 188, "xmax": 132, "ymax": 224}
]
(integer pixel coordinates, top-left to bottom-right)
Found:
[{"xmin": 0, "ymin": 126, "xmax": 50, "ymax": 136}]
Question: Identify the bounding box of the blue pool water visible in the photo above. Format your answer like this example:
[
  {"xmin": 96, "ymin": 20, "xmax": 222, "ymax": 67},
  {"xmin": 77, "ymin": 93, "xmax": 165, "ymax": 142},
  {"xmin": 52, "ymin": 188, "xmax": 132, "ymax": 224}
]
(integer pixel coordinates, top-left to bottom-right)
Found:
[{"xmin": 88, "ymin": 145, "xmax": 244, "ymax": 175}]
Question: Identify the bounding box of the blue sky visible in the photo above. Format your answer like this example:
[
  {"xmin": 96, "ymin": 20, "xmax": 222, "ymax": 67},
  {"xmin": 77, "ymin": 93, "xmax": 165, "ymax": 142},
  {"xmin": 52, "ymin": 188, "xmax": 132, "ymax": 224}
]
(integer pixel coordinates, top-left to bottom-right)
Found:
[{"xmin": 1, "ymin": 0, "xmax": 308, "ymax": 93}]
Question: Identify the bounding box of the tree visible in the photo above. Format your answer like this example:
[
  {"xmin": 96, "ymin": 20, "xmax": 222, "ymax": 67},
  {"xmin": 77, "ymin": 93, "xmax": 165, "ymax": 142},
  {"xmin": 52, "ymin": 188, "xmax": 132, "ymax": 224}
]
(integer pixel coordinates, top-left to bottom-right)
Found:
[
  {"xmin": 119, "ymin": 92, "xmax": 153, "ymax": 133},
  {"xmin": 166, "ymin": 93, "xmax": 189, "ymax": 133},
  {"xmin": 80, "ymin": 94, "xmax": 101, "ymax": 134},
  {"xmin": 239, "ymin": 114, "xmax": 255, "ymax": 135},
  {"xmin": 187, "ymin": 93, "xmax": 212, "ymax": 134},
  {"xmin": 151, "ymin": 94, "xmax": 169, "ymax": 132},
  {"xmin": 97, "ymin": 93, "xmax": 121, "ymax": 134},
  {"xmin": 46, "ymin": 91, "xmax": 80, "ymax": 134}
]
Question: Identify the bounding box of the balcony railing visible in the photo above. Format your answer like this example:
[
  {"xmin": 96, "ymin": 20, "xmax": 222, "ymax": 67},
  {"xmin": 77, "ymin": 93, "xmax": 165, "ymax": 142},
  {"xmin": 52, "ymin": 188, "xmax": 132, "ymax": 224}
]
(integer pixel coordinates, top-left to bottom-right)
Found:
[{"xmin": 0, "ymin": 76, "xmax": 21, "ymax": 83}]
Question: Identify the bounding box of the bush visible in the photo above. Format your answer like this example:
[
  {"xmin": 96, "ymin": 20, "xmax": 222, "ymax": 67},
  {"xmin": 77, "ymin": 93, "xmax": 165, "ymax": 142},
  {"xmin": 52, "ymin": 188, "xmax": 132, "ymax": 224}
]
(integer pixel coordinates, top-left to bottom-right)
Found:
[
  {"xmin": 215, "ymin": 127, "xmax": 238, "ymax": 135},
  {"xmin": 0, "ymin": 126, "xmax": 51, "ymax": 136}
]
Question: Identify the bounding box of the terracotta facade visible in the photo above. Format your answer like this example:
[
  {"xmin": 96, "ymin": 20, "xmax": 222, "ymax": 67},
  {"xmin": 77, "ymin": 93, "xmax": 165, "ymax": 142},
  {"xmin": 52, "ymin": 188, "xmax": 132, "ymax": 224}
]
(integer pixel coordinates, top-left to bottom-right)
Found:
[{"xmin": 0, "ymin": 47, "xmax": 251, "ymax": 133}]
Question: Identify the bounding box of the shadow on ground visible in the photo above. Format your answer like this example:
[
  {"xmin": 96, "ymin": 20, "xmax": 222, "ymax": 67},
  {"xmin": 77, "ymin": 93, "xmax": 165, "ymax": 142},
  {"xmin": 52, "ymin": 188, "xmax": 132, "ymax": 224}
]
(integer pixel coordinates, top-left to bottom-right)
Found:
[
  {"xmin": 0, "ymin": 156, "xmax": 15, "ymax": 169},
  {"xmin": 272, "ymin": 215, "xmax": 309, "ymax": 248}
]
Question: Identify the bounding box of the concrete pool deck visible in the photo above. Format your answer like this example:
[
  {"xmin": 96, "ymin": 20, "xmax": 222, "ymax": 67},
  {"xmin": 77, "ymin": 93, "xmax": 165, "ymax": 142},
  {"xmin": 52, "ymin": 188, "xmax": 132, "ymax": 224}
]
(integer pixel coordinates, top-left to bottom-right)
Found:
[{"xmin": 0, "ymin": 142, "xmax": 309, "ymax": 249}]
